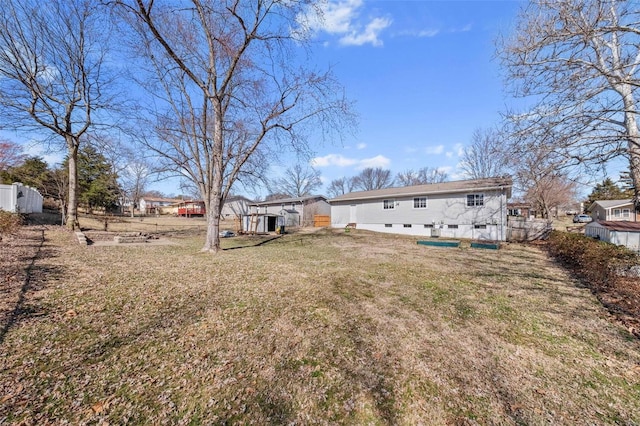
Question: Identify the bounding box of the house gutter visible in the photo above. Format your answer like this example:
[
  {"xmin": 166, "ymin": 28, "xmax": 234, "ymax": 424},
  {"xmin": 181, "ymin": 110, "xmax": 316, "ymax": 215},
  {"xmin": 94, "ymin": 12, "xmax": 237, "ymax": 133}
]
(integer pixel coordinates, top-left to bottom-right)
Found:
[{"xmin": 329, "ymin": 185, "xmax": 513, "ymax": 203}]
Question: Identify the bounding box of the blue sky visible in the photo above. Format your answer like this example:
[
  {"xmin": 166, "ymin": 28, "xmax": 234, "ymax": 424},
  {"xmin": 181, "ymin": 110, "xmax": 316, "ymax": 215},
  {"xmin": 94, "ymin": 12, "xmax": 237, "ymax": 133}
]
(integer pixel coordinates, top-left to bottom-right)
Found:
[
  {"xmin": 5, "ymin": 0, "xmax": 527, "ymax": 197},
  {"xmin": 297, "ymin": 0, "xmax": 523, "ymax": 193}
]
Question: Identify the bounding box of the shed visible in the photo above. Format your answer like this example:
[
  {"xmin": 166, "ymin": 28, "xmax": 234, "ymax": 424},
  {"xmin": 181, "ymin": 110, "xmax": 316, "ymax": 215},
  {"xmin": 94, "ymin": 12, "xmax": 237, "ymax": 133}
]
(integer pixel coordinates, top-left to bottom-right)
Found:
[
  {"xmin": 585, "ymin": 221, "xmax": 640, "ymax": 252},
  {"xmin": 242, "ymin": 212, "xmax": 281, "ymax": 234}
]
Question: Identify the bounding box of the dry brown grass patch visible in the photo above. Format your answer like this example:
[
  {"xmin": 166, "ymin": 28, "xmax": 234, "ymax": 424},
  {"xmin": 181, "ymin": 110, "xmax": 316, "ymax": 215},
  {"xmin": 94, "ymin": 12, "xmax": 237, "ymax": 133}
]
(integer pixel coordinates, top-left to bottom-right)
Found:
[{"xmin": 1, "ymin": 226, "xmax": 639, "ymax": 424}]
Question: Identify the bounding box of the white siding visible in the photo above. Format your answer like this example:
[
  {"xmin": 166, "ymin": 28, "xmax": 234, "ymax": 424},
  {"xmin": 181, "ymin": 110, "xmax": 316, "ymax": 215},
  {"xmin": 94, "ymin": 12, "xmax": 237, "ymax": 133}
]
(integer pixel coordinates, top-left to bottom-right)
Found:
[
  {"xmin": 610, "ymin": 231, "xmax": 640, "ymax": 251},
  {"xmin": 331, "ymin": 189, "xmax": 508, "ymax": 241},
  {"xmin": 585, "ymin": 222, "xmax": 640, "ymax": 252}
]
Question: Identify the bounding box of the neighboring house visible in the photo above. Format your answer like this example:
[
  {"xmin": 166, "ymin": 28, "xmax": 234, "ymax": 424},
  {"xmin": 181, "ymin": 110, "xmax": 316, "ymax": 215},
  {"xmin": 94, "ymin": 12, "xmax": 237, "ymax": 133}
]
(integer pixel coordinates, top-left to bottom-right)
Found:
[
  {"xmin": 329, "ymin": 177, "xmax": 512, "ymax": 241},
  {"xmin": 221, "ymin": 195, "xmax": 253, "ymax": 221},
  {"xmin": 507, "ymin": 202, "xmax": 535, "ymax": 218},
  {"xmin": 248, "ymin": 195, "xmax": 330, "ymax": 228},
  {"xmin": 588, "ymin": 199, "xmax": 637, "ymax": 222},
  {"xmin": 139, "ymin": 197, "xmax": 181, "ymax": 215},
  {"xmin": 0, "ymin": 182, "xmax": 43, "ymax": 214},
  {"xmin": 585, "ymin": 221, "xmax": 640, "ymax": 252}
]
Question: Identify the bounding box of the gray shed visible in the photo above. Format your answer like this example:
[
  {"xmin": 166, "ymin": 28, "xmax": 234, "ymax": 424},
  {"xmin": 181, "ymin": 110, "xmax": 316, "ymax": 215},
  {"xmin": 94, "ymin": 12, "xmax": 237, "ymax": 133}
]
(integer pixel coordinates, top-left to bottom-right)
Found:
[{"xmin": 585, "ymin": 221, "xmax": 640, "ymax": 252}]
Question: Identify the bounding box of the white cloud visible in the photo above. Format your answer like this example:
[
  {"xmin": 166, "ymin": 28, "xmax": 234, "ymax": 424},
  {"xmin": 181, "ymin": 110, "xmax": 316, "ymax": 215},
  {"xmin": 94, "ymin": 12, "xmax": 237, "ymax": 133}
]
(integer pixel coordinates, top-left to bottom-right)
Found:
[
  {"xmin": 339, "ymin": 16, "xmax": 392, "ymax": 47},
  {"xmin": 446, "ymin": 144, "xmax": 465, "ymax": 158},
  {"xmin": 22, "ymin": 141, "xmax": 64, "ymax": 166},
  {"xmin": 297, "ymin": 0, "xmax": 391, "ymax": 47},
  {"xmin": 425, "ymin": 145, "xmax": 445, "ymax": 155},
  {"xmin": 311, "ymin": 152, "xmax": 390, "ymax": 170},
  {"xmin": 397, "ymin": 28, "xmax": 440, "ymax": 38},
  {"xmin": 311, "ymin": 153, "xmax": 358, "ymax": 167},
  {"xmin": 356, "ymin": 142, "xmax": 367, "ymax": 149},
  {"xmin": 358, "ymin": 154, "xmax": 390, "ymax": 169}
]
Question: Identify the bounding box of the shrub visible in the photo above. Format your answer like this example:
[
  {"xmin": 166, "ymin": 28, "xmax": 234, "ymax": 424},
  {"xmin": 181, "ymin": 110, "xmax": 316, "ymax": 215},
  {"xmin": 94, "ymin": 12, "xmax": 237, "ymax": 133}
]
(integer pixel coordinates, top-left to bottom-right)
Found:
[
  {"xmin": 547, "ymin": 230, "xmax": 639, "ymax": 290},
  {"xmin": 0, "ymin": 209, "xmax": 23, "ymax": 241}
]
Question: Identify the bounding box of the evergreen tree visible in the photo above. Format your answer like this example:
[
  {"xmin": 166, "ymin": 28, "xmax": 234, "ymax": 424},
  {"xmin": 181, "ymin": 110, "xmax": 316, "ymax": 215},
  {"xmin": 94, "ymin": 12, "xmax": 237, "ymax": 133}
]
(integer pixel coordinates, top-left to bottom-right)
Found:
[
  {"xmin": 586, "ymin": 178, "xmax": 631, "ymax": 206},
  {"xmin": 69, "ymin": 146, "xmax": 120, "ymax": 213}
]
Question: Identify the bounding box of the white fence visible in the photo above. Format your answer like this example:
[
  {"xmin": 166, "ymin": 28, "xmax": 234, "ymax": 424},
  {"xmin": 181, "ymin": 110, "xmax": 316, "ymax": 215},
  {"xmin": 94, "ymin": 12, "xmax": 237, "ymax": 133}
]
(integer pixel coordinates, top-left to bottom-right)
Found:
[{"xmin": 0, "ymin": 183, "xmax": 43, "ymax": 214}]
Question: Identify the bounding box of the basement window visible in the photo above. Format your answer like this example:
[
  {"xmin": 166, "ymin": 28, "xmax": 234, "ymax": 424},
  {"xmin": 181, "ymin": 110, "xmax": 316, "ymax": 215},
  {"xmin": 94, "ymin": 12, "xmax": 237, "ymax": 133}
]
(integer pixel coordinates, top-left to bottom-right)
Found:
[
  {"xmin": 448, "ymin": 224, "xmax": 459, "ymax": 229},
  {"xmin": 403, "ymin": 224, "xmax": 412, "ymax": 228},
  {"xmin": 424, "ymin": 224, "xmax": 433, "ymax": 228},
  {"xmin": 385, "ymin": 224, "xmax": 393, "ymax": 228},
  {"xmin": 474, "ymin": 224, "xmax": 487, "ymax": 229}
]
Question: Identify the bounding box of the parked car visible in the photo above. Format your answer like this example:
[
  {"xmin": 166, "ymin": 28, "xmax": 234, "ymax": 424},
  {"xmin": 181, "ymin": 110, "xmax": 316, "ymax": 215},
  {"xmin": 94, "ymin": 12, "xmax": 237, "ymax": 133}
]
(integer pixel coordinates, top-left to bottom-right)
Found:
[
  {"xmin": 573, "ymin": 214, "xmax": 593, "ymax": 223},
  {"xmin": 219, "ymin": 230, "xmax": 235, "ymax": 237}
]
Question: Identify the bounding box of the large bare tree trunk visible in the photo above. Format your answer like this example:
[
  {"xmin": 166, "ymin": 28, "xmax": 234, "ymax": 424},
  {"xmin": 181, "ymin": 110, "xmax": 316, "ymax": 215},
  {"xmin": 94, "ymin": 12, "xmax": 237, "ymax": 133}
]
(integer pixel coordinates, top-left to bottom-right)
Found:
[
  {"xmin": 620, "ymin": 86, "xmax": 640, "ymax": 211},
  {"xmin": 66, "ymin": 140, "xmax": 80, "ymax": 230}
]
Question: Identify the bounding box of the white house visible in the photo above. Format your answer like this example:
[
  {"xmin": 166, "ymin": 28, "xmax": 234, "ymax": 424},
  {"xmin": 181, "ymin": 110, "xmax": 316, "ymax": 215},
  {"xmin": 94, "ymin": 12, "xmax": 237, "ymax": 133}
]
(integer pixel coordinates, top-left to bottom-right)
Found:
[
  {"xmin": 588, "ymin": 199, "xmax": 638, "ymax": 222},
  {"xmin": 585, "ymin": 221, "xmax": 640, "ymax": 252},
  {"xmin": 0, "ymin": 182, "xmax": 43, "ymax": 214},
  {"xmin": 329, "ymin": 177, "xmax": 512, "ymax": 241},
  {"xmin": 221, "ymin": 195, "xmax": 253, "ymax": 220}
]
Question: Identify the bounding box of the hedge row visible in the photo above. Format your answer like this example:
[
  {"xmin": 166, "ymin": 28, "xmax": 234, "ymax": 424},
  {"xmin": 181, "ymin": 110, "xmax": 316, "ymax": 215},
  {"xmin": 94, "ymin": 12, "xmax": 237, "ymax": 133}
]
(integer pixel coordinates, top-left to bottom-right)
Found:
[
  {"xmin": 0, "ymin": 210, "xmax": 23, "ymax": 242},
  {"xmin": 547, "ymin": 230, "xmax": 639, "ymax": 289}
]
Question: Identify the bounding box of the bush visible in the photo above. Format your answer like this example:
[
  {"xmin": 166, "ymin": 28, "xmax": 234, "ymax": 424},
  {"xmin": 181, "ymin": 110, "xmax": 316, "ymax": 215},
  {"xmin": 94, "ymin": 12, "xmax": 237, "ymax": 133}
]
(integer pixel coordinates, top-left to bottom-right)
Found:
[
  {"xmin": 547, "ymin": 230, "xmax": 639, "ymax": 289},
  {"xmin": 0, "ymin": 209, "xmax": 23, "ymax": 241}
]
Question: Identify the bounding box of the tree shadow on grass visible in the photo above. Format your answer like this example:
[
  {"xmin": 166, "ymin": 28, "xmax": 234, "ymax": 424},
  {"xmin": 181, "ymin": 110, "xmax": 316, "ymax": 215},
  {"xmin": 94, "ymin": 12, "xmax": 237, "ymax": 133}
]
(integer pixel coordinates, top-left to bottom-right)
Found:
[{"xmin": 0, "ymin": 227, "xmax": 64, "ymax": 345}]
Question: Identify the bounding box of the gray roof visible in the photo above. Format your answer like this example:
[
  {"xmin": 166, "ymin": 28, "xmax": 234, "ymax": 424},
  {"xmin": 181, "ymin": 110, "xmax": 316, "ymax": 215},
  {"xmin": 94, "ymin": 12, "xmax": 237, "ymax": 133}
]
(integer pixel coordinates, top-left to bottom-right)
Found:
[
  {"xmin": 587, "ymin": 220, "xmax": 640, "ymax": 232},
  {"xmin": 590, "ymin": 199, "xmax": 633, "ymax": 209},
  {"xmin": 328, "ymin": 177, "xmax": 513, "ymax": 203},
  {"xmin": 253, "ymin": 195, "xmax": 326, "ymax": 206}
]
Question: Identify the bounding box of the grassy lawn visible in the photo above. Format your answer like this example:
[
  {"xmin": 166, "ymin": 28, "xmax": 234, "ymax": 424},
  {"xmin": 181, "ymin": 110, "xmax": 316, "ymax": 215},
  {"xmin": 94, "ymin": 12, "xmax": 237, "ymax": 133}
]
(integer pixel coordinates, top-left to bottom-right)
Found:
[{"xmin": 1, "ymin": 223, "xmax": 639, "ymax": 424}]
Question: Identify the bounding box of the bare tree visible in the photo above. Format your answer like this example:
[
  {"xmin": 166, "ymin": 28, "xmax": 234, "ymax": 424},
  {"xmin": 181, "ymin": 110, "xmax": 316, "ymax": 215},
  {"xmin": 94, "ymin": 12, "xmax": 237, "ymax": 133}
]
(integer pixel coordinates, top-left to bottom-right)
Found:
[
  {"xmin": 96, "ymin": 136, "xmax": 153, "ymax": 217},
  {"xmin": 120, "ymin": 158, "xmax": 151, "ymax": 217},
  {"xmin": 0, "ymin": 0, "xmax": 114, "ymax": 229},
  {"xmin": 500, "ymin": 0, "xmax": 640, "ymax": 210},
  {"xmin": 115, "ymin": 0, "xmax": 353, "ymax": 253},
  {"xmin": 269, "ymin": 164, "xmax": 322, "ymax": 198},
  {"xmin": 327, "ymin": 177, "xmax": 356, "ymax": 198},
  {"xmin": 352, "ymin": 167, "xmax": 394, "ymax": 191},
  {"xmin": 396, "ymin": 167, "xmax": 448, "ymax": 186},
  {"xmin": 507, "ymin": 129, "xmax": 579, "ymax": 219},
  {"xmin": 460, "ymin": 128, "xmax": 510, "ymax": 180},
  {"xmin": 0, "ymin": 140, "xmax": 25, "ymax": 171},
  {"xmin": 50, "ymin": 166, "xmax": 69, "ymax": 225}
]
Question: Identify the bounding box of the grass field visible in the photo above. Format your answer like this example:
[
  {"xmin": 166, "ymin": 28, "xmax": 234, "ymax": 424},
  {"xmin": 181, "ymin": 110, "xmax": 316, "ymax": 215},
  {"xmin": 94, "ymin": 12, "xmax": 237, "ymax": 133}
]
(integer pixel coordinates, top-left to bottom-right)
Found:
[{"xmin": 1, "ymin": 220, "xmax": 639, "ymax": 424}]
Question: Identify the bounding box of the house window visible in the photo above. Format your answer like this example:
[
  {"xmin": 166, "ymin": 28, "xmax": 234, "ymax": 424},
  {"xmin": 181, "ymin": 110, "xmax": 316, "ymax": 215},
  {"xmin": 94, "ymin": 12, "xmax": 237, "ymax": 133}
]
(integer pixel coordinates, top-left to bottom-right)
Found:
[
  {"xmin": 403, "ymin": 224, "xmax": 412, "ymax": 228},
  {"xmin": 615, "ymin": 208, "xmax": 631, "ymax": 218},
  {"xmin": 413, "ymin": 197, "xmax": 428, "ymax": 209},
  {"xmin": 448, "ymin": 224, "xmax": 459, "ymax": 229},
  {"xmin": 385, "ymin": 224, "xmax": 392, "ymax": 228},
  {"xmin": 467, "ymin": 194, "xmax": 484, "ymax": 207},
  {"xmin": 383, "ymin": 199, "xmax": 395, "ymax": 210},
  {"xmin": 424, "ymin": 224, "xmax": 433, "ymax": 228},
  {"xmin": 474, "ymin": 224, "xmax": 487, "ymax": 229}
]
